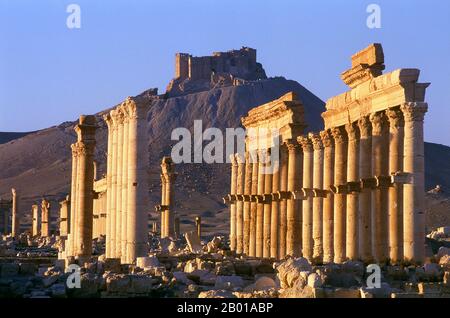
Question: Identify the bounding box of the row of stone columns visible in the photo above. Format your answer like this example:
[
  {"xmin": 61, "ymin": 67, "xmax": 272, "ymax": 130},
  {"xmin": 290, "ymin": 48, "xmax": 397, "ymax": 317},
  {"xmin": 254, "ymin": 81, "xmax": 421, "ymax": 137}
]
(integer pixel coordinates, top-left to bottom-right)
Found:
[
  {"xmin": 103, "ymin": 98, "xmax": 149, "ymax": 264},
  {"xmin": 228, "ymin": 103, "xmax": 427, "ymax": 264}
]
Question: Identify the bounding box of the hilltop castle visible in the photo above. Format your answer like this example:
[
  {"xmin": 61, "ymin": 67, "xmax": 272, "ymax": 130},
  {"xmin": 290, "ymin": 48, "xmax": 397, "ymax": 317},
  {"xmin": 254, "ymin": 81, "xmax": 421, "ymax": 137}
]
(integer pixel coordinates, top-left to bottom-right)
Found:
[{"xmin": 166, "ymin": 47, "xmax": 267, "ymax": 96}]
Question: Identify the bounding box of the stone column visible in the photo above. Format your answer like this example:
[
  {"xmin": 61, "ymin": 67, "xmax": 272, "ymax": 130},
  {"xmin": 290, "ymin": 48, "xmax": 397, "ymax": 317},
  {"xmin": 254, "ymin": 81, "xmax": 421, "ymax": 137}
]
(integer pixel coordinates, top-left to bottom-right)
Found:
[
  {"xmin": 401, "ymin": 102, "xmax": 428, "ymax": 264},
  {"xmin": 310, "ymin": 133, "xmax": 324, "ymax": 262},
  {"xmin": 110, "ymin": 109, "xmax": 119, "ymax": 258},
  {"xmin": 386, "ymin": 108, "xmax": 405, "ymax": 263},
  {"xmin": 68, "ymin": 145, "xmax": 78, "ymax": 255},
  {"xmin": 370, "ymin": 112, "xmax": 389, "ymax": 263},
  {"xmin": 286, "ymin": 141, "xmax": 302, "ymax": 257},
  {"xmin": 331, "ymin": 126, "xmax": 347, "ymax": 263},
  {"xmin": 121, "ymin": 106, "xmax": 130, "ymax": 261},
  {"xmin": 229, "ymin": 154, "xmax": 238, "ymax": 252},
  {"xmin": 255, "ymin": 149, "xmax": 266, "ymax": 258},
  {"xmin": 41, "ymin": 199, "xmax": 50, "ymax": 237},
  {"xmin": 236, "ymin": 153, "xmax": 245, "ymax": 254},
  {"xmin": 59, "ymin": 196, "xmax": 70, "ymax": 237},
  {"xmin": 298, "ymin": 136, "xmax": 313, "ymax": 261},
  {"xmin": 320, "ymin": 130, "xmax": 334, "ymax": 263},
  {"xmin": 270, "ymin": 148, "xmax": 280, "ymax": 259},
  {"xmin": 32, "ymin": 204, "xmax": 39, "ymax": 236},
  {"xmin": 278, "ymin": 144, "xmax": 288, "ymax": 259},
  {"xmin": 160, "ymin": 175, "xmax": 166, "ymax": 238},
  {"xmin": 11, "ymin": 188, "xmax": 19, "ymax": 238},
  {"xmin": 249, "ymin": 150, "xmax": 258, "ymax": 257},
  {"xmin": 161, "ymin": 157, "xmax": 175, "ymax": 238},
  {"xmin": 74, "ymin": 115, "xmax": 97, "ymax": 258},
  {"xmin": 345, "ymin": 122, "xmax": 360, "ymax": 260},
  {"xmin": 263, "ymin": 150, "xmax": 273, "ymax": 259},
  {"xmin": 115, "ymin": 109, "xmax": 124, "ymax": 259},
  {"xmin": 357, "ymin": 117, "xmax": 372, "ymax": 262},
  {"xmin": 243, "ymin": 152, "xmax": 252, "ymax": 255},
  {"xmin": 126, "ymin": 98, "xmax": 149, "ymax": 264},
  {"xmin": 103, "ymin": 113, "xmax": 113, "ymax": 258},
  {"xmin": 195, "ymin": 216, "xmax": 201, "ymax": 239}
]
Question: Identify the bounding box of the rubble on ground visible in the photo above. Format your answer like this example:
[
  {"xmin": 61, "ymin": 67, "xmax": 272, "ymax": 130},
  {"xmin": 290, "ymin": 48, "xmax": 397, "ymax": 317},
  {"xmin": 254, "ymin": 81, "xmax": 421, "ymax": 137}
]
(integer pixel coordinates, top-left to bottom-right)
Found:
[{"xmin": 1, "ymin": 231, "xmax": 450, "ymax": 298}]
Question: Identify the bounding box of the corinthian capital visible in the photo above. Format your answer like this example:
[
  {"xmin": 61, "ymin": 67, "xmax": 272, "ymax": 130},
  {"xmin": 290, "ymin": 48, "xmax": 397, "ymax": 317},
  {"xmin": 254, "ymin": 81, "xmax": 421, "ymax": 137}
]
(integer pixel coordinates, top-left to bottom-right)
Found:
[
  {"xmin": 401, "ymin": 102, "xmax": 428, "ymax": 122},
  {"xmin": 386, "ymin": 107, "xmax": 405, "ymax": 128},
  {"xmin": 319, "ymin": 130, "xmax": 334, "ymax": 148},
  {"xmin": 297, "ymin": 135, "xmax": 313, "ymax": 152},
  {"xmin": 369, "ymin": 112, "xmax": 388, "ymax": 135},
  {"xmin": 308, "ymin": 133, "xmax": 323, "ymax": 150},
  {"xmin": 345, "ymin": 122, "xmax": 360, "ymax": 141},
  {"xmin": 285, "ymin": 139, "xmax": 301, "ymax": 153},
  {"xmin": 331, "ymin": 126, "xmax": 347, "ymax": 144},
  {"xmin": 357, "ymin": 116, "xmax": 371, "ymax": 138}
]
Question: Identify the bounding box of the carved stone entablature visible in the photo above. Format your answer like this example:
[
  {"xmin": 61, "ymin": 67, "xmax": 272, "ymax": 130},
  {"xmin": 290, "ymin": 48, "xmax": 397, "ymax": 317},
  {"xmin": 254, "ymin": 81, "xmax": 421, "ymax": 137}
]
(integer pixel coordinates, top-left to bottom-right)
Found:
[
  {"xmin": 341, "ymin": 43, "xmax": 385, "ymax": 89},
  {"xmin": 241, "ymin": 92, "xmax": 306, "ymax": 150},
  {"xmin": 323, "ymin": 64, "xmax": 429, "ymax": 129}
]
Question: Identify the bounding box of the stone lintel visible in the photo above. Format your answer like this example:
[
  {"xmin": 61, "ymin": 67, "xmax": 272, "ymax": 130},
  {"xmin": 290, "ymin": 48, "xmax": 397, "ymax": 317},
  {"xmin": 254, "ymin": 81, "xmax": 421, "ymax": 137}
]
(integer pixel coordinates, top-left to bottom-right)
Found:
[
  {"xmin": 341, "ymin": 43, "xmax": 385, "ymax": 88},
  {"xmin": 241, "ymin": 92, "xmax": 306, "ymax": 149},
  {"xmin": 323, "ymin": 68, "xmax": 429, "ymax": 129}
]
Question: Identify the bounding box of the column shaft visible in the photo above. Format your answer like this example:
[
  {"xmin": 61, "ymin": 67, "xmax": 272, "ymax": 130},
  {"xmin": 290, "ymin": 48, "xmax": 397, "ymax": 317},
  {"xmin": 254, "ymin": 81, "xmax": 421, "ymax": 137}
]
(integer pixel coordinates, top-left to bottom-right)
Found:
[
  {"xmin": 345, "ymin": 122, "xmax": 360, "ymax": 260},
  {"xmin": 256, "ymin": 150, "xmax": 265, "ymax": 258},
  {"xmin": 103, "ymin": 114, "xmax": 113, "ymax": 258},
  {"xmin": 11, "ymin": 189, "xmax": 19, "ymax": 238},
  {"xmin": 278, "ymin": 145, "xmax": 288, "ymax": 259},
  {"xmin": 286, "ymin": 141, "xmax": 302, "ymax": 257},
  {"xmin": 249, "ymin": 151, "xmax": 258, "ymax": 257},
  {"xmin": 320, "ymin": 131, "xmax": 334, "ymax": 263},
  {"xmin": 229, "ymin": 155, "xmax": 238, "ymax": 251},
  {"xmin": 110, "ymin": 112, "xmax": 119, "ymax": 257},
  {"xmin": 299, "ymin": 136, "xmax": 313, "ymax": 261},
  {"xmin": 270, "ymin": 149, "xmax": 280, "ymax": 259},
  {"xmin": 263, "ymin": 151, "xmax": 272, "ymax": 259},
  {"xmin": 126, "ymin": 100, "xmax": 149, "ymax": 263},
  {"xmin": 358, "ymin": 117, "xmax": 373, "ymax": 262},
  {"xmin": 236, "ymin": 154, "xmax": 245, "ymax": 254},
  {"xmin": 243, "ymin": 152, "xmax": 252, "ymax": 255},
  {"xmin": 401, "ymin": 102, "xmax": 427, "ymax": 264},
  {"xmin": 370, "ymin": 112, "xmax": 389, "ymax": 263},
  {"xmin": 331, "ymin": 127, "xmax": 347, "ymax": 263},
  {"xmin": 387, "ymin": 108, "xmax": 405, "ymax": 263},
  {"xmin": 310, "ymin": 133, "xmax": 324, "ymax": 262},
  {"xmin": 121, "ymin": 113, "xmax": 129, "ymax": 261},
  {"xmin": 115, "ymin": 112, "xmax": 124, "ymax": 259}
]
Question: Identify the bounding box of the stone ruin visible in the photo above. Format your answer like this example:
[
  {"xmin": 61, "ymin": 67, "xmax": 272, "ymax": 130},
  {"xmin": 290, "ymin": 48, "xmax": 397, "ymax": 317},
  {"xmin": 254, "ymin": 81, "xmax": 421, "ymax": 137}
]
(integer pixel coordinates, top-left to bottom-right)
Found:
[
  {"xmin": 166, "ymin": 47, "xmax": 267, "ymax": 96},
  {"xmin": 1, "ymin": 44, "xmax": 449, "ymax": 299},
  {"xmin": 226, "ymin": 43, "xmax": 430, "ymax": 265}
]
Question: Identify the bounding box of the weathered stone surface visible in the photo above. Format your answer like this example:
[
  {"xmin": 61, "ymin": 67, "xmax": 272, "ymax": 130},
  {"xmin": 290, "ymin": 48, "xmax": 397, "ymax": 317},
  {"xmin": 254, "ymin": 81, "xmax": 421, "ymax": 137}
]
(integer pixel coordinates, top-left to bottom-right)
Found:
[
  {"xmin": 198, "ymin": 289, "xmax": 236, "ymax": 298},
  {"xmin": 276, "ymin": 257, "xmax": 312, "ymax": 289},
  {"xmin": 185, "ymin": 231, "xmax": 202, "ymax": 253},
  {"xmin": 307, "ymin": 273, "xmax": 323, "ymax": 288},
  {"xmin": 136, "ymin": 256, "xmax": 160, "ymax": 269},
  {"xmin": 254, "ymin": 276, "xmax": 277, "ymax": 290}
]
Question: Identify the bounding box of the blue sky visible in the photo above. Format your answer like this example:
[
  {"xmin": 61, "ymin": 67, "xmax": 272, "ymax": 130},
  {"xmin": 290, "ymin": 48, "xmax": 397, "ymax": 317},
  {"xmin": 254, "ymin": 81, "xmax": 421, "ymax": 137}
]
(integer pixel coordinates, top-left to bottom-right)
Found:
[{"xmin": 1, "ymin": 0, "xmax": 449, "ymax": 145}]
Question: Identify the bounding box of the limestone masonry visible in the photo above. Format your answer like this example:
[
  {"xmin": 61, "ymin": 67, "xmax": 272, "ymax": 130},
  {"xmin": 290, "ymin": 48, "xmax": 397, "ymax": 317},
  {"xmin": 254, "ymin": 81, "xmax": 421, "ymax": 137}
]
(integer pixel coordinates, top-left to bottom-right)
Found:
[{"xmin": 226, "ymin": 43, "xmax": 429, "ymax": 265}]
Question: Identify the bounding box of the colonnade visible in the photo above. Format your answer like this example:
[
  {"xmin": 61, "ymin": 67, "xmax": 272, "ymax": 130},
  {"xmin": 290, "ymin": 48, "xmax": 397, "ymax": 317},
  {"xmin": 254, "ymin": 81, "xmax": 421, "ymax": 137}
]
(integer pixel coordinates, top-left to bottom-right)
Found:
[
  {"xmin": 227, "ymin": 44, "xmax": 429, "ymax": 264},
  {"xmin": 103, "ymin": 97, "xmax": 149, "ymax": 264}
]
